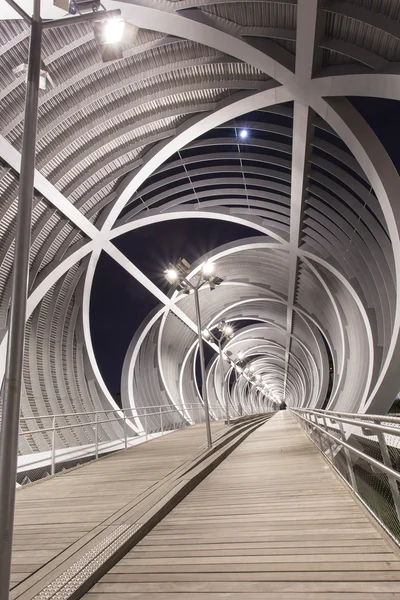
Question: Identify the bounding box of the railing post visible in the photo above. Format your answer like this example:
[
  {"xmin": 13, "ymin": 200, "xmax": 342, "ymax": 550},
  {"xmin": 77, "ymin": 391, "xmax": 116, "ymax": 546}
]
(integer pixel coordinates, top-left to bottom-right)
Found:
[
  {"xmin": 160, "ymin": 408, "xmax": 163, "ymax": 435},
  {"xmin": 338, "ymin": 420, "xmax": 358, "ymax": 492},
  {"xmin": 123, "ymin": 413, "xmax": 127, "ymax": 449},
  {"xmin": 95, "ymin": 413, "xmax": 99, "ymax": 460},
  {"xmin": 51, "ymin": 416, "xmax": 56, "ymax": 476},
  {"xmin": 376, "ymin": 426, "xmax": 400, "ymax": 523},
  {"xmin": 322, "ymin": 415, "xmax": 335, "ymax": 464},
  {"xmin": 145, "ymin": 412, "xmax": 148, "ymax": 441}
]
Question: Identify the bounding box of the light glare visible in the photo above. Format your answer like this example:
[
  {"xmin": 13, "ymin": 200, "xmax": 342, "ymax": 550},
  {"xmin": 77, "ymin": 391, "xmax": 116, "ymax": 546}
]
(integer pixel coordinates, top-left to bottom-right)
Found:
[
  {"xmin": 238, "ymin": 351, "xmax": 245, "ymax": 360},
  {"xmin": 239, "ymin": 129, "xmax": 248, "ymax": 139},
  {"xmin": 202, "ymin": 261, "xmax": 215, "ymax": 276},
  {"xmin": 102, "ymin": 19, "xmax": 125, "ymax": 44},
  {"xmin": 224, "ymin": 324, "xmax": 233, "ymax": 336},
  {"xmin": 165, "ymin": 268, "xmax": 178, "ymax": 282}
]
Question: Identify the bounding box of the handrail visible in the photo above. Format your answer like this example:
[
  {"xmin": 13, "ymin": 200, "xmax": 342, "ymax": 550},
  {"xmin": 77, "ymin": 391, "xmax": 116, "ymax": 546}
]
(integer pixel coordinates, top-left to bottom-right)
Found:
[
  {"xmin": 292, "ymin": 409, "xmax": 400, "ymax": 482},
  {"xmin": 311, "ymin": 407, "xmax": 400, "ymax": 425},
  {"xmin": 290, "ymin": 407, "xmax": 400, "ymax": 547},
  {"xmin": 19, "ymin": 403, "xmax": 204, "ymax": 422},
  {"xmin": 18, "ymin": 406, "xmax": 188, "ymax": 436},
  {"xmin": 293, "ymin": 407, "xmax": 400, "ymax": 437}
]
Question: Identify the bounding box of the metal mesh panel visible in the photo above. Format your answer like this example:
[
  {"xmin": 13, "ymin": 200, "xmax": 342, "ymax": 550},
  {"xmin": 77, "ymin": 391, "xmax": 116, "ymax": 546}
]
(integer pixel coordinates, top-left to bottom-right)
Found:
[
  {"xmin": 16, "ymin": 398, "xmax": 269, "ymax": 486},
  {"xmin": 292, "ymin": 408, "xmax": 400, "ymax": 548}
]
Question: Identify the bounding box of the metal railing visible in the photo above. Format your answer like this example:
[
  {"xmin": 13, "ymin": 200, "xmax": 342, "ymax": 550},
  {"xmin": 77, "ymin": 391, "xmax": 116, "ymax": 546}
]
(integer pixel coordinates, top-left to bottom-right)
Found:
[
  {"xmin": 291, "ymin": 407, "xmax": 400, "ymax": 546},
  {"xmin": 16, "ymin": 398, "xmax": 260, "ymax": 485}
]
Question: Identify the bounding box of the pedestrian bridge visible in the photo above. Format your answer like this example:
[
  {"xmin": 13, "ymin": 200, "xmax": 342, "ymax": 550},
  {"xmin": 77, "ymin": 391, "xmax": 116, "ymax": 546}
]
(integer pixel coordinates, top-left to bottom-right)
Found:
[{"xmin": 10, "ymin": 410, "xmax": 400, "ymax": 600}]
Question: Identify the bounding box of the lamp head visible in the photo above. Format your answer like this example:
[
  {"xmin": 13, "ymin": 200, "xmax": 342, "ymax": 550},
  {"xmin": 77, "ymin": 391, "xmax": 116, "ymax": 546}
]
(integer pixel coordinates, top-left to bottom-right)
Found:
[
  {"xmin": 223, "ymin": 324, "xmax": 234, "ymax": 337},
  {"xmin": 202, "ymin": 260, "xmax": 215, "ymax": 276},
  {"xmin": 164, "ymin": 268, "xmax": 179, "ymax": 285}
]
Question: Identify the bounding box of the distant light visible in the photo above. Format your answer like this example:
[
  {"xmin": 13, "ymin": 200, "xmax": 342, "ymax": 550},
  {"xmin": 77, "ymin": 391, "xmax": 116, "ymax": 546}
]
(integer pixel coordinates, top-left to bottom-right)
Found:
[
  {"xmin": 164, "ymin": 268, "xmax": 179, "ymax": 284},
  {"xmin": 239, "ymin": 129, "xmax": 248, "ymax": 139},
  {"xmin": 101, "ymin": 19, "xmax": 125, "ymax": 44},
  {"xmin": 202, "ymin": 328, "xmax": 211, "ymax": 339},
  {"xmin": 238, "ymin": 351, "xmax": 245, "ymax": 360},
  {"xmin": 249, "ymin": 365, "xmax": 255, "ymax": 373},
  {"xmin": 223, "ymin": 324, "xmax": 234, "ymax": 337},
  {"xmin": 202, "ymin": 260, "xmax": 215, "ymax": 276}
]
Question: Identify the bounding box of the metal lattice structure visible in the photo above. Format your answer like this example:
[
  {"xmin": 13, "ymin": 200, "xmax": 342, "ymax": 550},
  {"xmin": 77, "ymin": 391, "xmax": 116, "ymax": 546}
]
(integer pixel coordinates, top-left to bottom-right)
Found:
[{"xmin": 0, "ymin": 0, "xmax": 400, "ymax": 460}]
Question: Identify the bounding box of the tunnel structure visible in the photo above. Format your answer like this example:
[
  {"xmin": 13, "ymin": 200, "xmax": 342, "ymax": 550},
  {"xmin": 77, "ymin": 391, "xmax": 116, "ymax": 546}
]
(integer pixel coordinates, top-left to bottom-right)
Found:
[{"xmin": 0, "ymin": 0, "xmax": 399, "ymax": 466}]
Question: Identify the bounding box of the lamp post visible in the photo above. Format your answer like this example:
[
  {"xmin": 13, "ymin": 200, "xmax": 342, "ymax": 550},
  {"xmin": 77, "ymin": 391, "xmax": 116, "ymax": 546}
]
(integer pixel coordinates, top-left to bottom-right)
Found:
[
  {"xmin": 234, "ymin": 365, "xmax": 244, "ymax": 416},
  {"xmin": 203, "ymin": 322, "xmax": 234, "ymax": 425},
  {"xmin": 164, "ymin": 258, "xmax": 223, "ymax": 449},
  {"xmin": 0, "ymin": 3, "xmax": 126, "ymax": 597}
]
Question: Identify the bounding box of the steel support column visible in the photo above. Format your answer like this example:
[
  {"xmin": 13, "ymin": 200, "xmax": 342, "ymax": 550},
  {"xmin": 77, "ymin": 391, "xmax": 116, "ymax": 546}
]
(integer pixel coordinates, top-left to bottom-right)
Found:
[{"xmin": 0, "ymin": 1, "xmax": 42, "ymax": 596}]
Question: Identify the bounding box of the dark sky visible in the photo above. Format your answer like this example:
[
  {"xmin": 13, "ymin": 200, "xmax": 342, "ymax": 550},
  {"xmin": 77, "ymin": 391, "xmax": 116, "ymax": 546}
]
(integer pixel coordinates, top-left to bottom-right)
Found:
[
  {"xmin": 90, "ymin": 98, "xmax": 400, "ymax": 399},
  {"xmin": 90, "ymin": 219, "xmax": 258, "ymax": 397}
]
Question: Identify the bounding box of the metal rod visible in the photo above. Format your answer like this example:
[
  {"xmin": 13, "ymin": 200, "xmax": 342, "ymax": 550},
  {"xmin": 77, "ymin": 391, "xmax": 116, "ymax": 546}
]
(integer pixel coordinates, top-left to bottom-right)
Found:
[
  {"xmin": 294, "ymin": 411, "xmax": 400, "ymax": 484},
  {"xmin": 51, "ymin": 417, "xmax": 56, "ymax": 476},
  {"xmin": 0, "ymin": 2, "xmax": 41, "ymax": 596},
  {"xmin": 19, "ymin": 402, "xmax": 207, "ymax": 421},
  {"xmin": 294, "ymin": 408, "xmax": 400, "ymax": 438},
  {"xmin": 310, "ymin": 408, "xmax": 400, "ymax": 425},
  {"xmin": 322, "ymin": 415, "xmax": 335, "ymax": 464},
  {"xmin": 5, "ymin": 0, "xmax": 32, "ymax": 23},
  {"xmin": 376, "ymin": 428, "xmax": 400, "ymax": 523},
  {"xmin": 123, "ymin": 415, "xmax": 127, "ymax": 449},
  {"xmin": 94, "ymin": 414, "xmax": 99, "ymax": 459},
  {"xmin": 218, "ymin": 340, "xmax": 230, "ymax": 425},
  {"xmin": 193, "ymin": 285, "xmax": 212, "ymax": 448},
  {"xmin": 42, "ymin": 8, "xmax": 121, "ymax": 29}
]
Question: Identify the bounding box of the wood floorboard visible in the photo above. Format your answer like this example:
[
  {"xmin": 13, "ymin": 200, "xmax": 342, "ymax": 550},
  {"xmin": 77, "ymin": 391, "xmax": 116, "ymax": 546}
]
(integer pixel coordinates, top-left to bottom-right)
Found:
[
  {"xmin": 84, "ymin": 412, "xmax": 400, "ymax": 598},
  {"xmin": 11, "ymin": 422, "xmax": 226, "ymax": 592}
]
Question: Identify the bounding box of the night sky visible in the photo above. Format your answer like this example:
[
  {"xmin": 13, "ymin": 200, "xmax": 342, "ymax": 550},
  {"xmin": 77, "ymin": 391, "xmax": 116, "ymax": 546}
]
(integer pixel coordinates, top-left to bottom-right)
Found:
[
  {"xmin": 90, "ymin": 97, "xmax": 400, "ymax": 400},
  {"xmin": 90, "ymin": 219, "xmax": 258, "ymax": 398}
]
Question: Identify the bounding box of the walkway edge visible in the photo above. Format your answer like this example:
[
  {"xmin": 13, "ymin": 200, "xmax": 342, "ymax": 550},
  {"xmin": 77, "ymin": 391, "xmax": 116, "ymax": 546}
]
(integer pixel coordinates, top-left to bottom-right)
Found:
[{"xmin": 17, "ymin": 414, "xmax": 274, "ymax": 600}]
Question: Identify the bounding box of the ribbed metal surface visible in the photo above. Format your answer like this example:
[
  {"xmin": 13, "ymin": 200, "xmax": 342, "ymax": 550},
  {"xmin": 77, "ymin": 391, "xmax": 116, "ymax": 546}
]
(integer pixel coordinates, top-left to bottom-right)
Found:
[
  {"xmin": 202, "ymin": 2, "xmax": 297, "ymax": 28},
  {"xmin": 0, "ymin": 1, "xmax": 398, "ymax": 462},
  {"xmin": 325, "ymin": 9, "xmax": 400, "ymax": 63}
]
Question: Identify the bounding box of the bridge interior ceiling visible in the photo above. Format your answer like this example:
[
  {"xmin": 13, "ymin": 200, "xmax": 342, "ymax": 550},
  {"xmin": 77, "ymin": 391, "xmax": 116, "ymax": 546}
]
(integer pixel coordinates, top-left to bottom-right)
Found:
[{"xmin": 0, "ymin": 0, "xmax": 400, "ymax": 455}]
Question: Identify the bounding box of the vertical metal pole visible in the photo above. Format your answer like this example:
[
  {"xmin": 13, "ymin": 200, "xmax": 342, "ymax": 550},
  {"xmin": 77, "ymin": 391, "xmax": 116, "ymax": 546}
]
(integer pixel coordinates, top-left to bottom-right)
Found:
[
  {"xmin": 123, "ymin": 414, "xmax": 127, "ymax": 449},
  {"xmin": 159, "ymin": 408, "xmax": 163, "ymax": 435},
  {"xmin": 193, "ymin": 286, "xmax": 212, "ymax": 448},
  {"xmin": 95, "ymin": 414, "xmax": 99, "ymax": 460},
  {"xmin": 338, "ymin": 420, "xmax": 358, "ymax": 492},
  {"xmin": 376, "ymin": 427, "xmax": 400, "ymax": 523},
  {"xmin": 145, "ymin": 413, "xmax": 148, "ymax": 441},
  {"xmin": 236, "ymin": 370, "xmax": 242, "ymax": 416},
  {"xmin": 0, "ymin": 3, "xmax": 42, "ymax": 597},
  {"xmin": 218, "ymin": 341, "xmax": 229, "ymax": 425},
  {"xmin": 322, "ymin": 415, "xmax": 335, "ymax": 464},
  {"xmin": 51, "ymin": 417, "xmax": 56, "ymax": 476}
]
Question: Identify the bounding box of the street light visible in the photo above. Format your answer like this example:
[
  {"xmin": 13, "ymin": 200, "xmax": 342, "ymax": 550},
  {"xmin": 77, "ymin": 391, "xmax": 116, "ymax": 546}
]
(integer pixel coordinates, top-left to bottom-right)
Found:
[
  {"xmin": 0, "ymin": 2, "xmax": 128, "ymax": 596},
  {"xmin": 203, "ymin": 321, "xmax": 234, "ymax": 425},
  {"xmin": 164, "ymin": 258, "xmax": 223, "ymax": 448},
  {"xmin": 228, "ymin": 352, "xmax": 246, "ymax": 416}
]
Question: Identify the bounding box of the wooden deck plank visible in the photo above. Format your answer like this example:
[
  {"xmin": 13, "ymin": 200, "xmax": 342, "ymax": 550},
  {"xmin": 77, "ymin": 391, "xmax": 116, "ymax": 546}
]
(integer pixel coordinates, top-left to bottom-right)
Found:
[
  {"xmin": 10, "ymin": 422, "xmax": 226, "ymax": 593},
  {"xmin": 85, "ymin": 412, "xmax": 400, "ymax": 598}
]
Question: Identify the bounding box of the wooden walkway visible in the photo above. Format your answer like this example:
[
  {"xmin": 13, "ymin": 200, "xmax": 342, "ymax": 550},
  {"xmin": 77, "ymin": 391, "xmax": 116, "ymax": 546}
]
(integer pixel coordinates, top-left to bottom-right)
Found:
[
  {"xmin": 11, "ymin": 421, "xmax": 227, "ymax": 596},
  {"xmin": 86, "ymin": 411, "xmax": 400, "ymax": 600}
]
